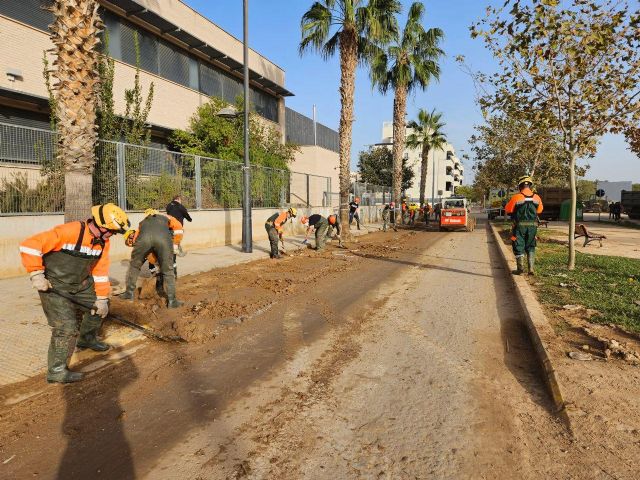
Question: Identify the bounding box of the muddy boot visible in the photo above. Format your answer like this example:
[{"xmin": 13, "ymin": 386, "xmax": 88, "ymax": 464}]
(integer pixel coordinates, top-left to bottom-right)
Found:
[
  {"xmin": 47, "ymin": 336, "xmax": 84, "ymax": 384},
  {"xmin": 77, "ymin": 314, "xmax": 110, "ymax": 352},
  {"xmin": 119, "ymin": 289, "xmax": 135, "ymax": 300},
  {"xmin": 512, "ymin": 256, "xmax": 525, "ymax": 275},
  {"xmin": 527, "ymin": 251, "xmax": 536, "ymax": 276},
  {"xmin": 167, "ymin": 296, "xmax": 184, "ymax": 308},
  {"xmin": 155, "ymin": 273, "xmax": 166, "ymax": 298}
]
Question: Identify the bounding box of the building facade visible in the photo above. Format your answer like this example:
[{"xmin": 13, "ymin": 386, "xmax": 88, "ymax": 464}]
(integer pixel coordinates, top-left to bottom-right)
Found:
[
  {"xmin": 379, "ymin": 121, "xmax": 464, "ymax": 203},
  {"xmin": 0, "ymin": 0, "xmax": 339, "ymax": 189}
]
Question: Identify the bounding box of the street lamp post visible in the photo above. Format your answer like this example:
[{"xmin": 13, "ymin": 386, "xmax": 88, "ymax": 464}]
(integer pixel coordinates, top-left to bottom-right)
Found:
[{"xmin": 242, "ymin": 0, "xmax": 252, "ymax": 253}]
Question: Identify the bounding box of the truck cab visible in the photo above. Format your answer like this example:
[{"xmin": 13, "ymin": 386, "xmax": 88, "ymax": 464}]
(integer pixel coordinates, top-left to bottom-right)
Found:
[{"xmin": 440, "ymin": 196, "xmax": 476, "ymax": 232}]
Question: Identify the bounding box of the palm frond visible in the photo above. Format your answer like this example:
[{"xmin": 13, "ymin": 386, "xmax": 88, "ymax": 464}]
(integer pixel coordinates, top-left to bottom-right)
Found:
[{"xmin": 299, "ymin": 2, "xmax": 334, "ymax": 56}]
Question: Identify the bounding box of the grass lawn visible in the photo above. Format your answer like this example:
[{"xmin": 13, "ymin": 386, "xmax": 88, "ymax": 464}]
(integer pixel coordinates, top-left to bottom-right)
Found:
[{"xmin": 494, "ymin": 222, "xmax": 640, "ymax": 332}]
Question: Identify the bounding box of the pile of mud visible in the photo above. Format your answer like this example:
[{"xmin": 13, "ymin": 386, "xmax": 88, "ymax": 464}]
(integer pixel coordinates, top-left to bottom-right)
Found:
[{"xmin": 110, "ymin": 231, "xmax": 417, "ymax": 343}]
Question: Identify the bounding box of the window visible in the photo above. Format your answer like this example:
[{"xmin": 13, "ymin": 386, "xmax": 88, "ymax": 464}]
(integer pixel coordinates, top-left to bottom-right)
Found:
[
  {"xmin": 0, "ymin": 0, "xmax": 53, "ymax": 32},
  {"xmin": 158, "ymin": 41, "xmax": 190, "ymax": 87}
]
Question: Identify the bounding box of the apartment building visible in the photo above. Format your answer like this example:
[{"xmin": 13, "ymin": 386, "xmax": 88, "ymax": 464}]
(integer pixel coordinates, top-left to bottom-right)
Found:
[
  {"xmin": 379, "ymin": 121, "xmax": 464, "ymax": 203},
  {"xmin": 0, "ymin": 0, "xmax": 339, "ymax": 189}
]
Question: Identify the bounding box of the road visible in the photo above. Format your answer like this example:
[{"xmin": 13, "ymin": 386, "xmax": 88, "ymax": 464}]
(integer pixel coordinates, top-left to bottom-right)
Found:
[{"xmin": 0, "ymin": 220, "xmax": 595, "ymax": 479}]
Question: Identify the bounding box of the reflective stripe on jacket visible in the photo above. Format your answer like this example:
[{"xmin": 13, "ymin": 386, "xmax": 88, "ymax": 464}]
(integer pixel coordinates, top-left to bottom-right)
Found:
[
  {"xmin": 505, "ymin": 188, "xmax": 543, "ymax": 223},
  {"xmin": 20, "ymin": 221, "xmax": 111, "ymax": 296}
]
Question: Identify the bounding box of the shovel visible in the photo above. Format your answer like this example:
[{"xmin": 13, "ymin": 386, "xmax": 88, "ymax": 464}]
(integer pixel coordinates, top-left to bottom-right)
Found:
[{"xmin": 47, "ymin": 289, "xmax": 186, "ymax": 343}]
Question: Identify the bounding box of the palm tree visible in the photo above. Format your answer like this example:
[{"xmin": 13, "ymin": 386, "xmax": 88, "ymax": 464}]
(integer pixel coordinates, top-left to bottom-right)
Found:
[
  {"xmin": 50, "ymin": 0, "xmax": 102, "ymax": 221},
  {"xmin": 406, "ymin": 109, "xmax": 447, "ymax": 206},
  {"xmin": 370, "ymin": 2, "xmax": 444, "ymax": 221},
  {"xmin": 300, "ymin": 0, "xmax": 400, "ymax": 227}
]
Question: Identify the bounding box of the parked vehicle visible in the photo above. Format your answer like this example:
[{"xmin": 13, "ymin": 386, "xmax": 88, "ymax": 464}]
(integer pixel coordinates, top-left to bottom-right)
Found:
[
  {"xmin": 621, "ymin": 190, "xmax": 640, "ymax": 219},
  {"xmin": 440, "ymin": 196, "xmax": 476, "ymax": 232},
  {"xmin": 537, "ymin": 187, "xmax": 570, "ymax": 220}
]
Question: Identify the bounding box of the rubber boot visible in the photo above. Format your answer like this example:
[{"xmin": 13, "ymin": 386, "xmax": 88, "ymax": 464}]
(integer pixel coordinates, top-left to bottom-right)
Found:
[
  {"xmin": 512, "ymin": 256, "xmax": 525, "ymax": 275},
  {"xmin": 167, "ymin": 297, "xmax": 184, "ymax": 308},
  {"xmin": 120, "ymin": 265, "xmax": 139, "ymax": 300},
  {"xmin": 527, "ymin": 251, "xmax": 536, "ymax": 276},
  {"xmin": 47, "ymin": 336, "xmax": 84, "ymax": 384},
  {"xmin": 76, "ymin": 314, "xmax": 110, "ymax": 352}
]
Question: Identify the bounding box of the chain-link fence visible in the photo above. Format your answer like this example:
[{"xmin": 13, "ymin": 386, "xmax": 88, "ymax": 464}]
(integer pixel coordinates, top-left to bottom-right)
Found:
[
  {"xmin": 0, "ymin": 122, "xmax": 333, "ymax": 215},
  {"xmin": 351, "ymin": 181, "xmax": 392, "ymax": 206}
]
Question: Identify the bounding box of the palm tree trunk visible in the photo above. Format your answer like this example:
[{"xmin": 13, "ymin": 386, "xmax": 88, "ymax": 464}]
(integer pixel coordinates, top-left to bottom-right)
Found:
[
  {"xmin": 392, "ymin": 85, "xmax": 407, "ymax": 224},
  {"xmin": 338, "ymin": 30, "xmax": 358, "ymax": 229},
  {"xmin": 50, "ymin": 0, "xmax": 102, "ymax": 222},
  {"xmin": 419, "ymin": 144, "xmax": 430, "ymax": 206}
]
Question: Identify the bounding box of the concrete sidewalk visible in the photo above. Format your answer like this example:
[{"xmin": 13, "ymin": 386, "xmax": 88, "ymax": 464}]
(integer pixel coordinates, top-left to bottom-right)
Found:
[{"xmin": 0, "ymin": 227, "xmax": 379, "ymax": 387}]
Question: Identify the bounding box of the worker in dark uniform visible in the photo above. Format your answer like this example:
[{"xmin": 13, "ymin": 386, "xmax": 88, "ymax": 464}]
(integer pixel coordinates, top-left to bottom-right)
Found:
[
  {"xmin": 121, "ymin": 209, "xmax": 184, "ymax": 307},
  {"xmin": 505, "ymin": 175, "xmax": 544, "ymax": 275},
  {"xmin": 166, "ymin": 195, "xmax": 191, "ymax": 257},
  {"xmin": 20, "ymin": 203, "xmax": 130, "ymax": 383},
  {"xmin": 326, "ymin": 213, "xmax": 343, "ymax": 246},
  {"xmin": 265, "ymin": 207, "xmax": 297, "ymax": 259},
  {"xmin": 301, "ymin": 214, "xmax": 330, "ymax": 250}
]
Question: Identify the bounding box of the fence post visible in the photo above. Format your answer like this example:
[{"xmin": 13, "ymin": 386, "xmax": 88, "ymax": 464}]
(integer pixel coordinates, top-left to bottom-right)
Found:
[
  {"xmin": 306, "ymin": 174, "xmax": 310, "ymax": 207},
  {"xmin": 194, "ymin": 155, "xmax": 202, "ymax": 210},
  {"xmin": 116, "ymin": 142, "xmax": 127, "ymax": 210}
]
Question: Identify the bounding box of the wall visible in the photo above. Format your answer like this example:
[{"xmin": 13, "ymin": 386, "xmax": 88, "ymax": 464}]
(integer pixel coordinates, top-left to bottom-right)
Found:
[
  {"xmin": 0, "ymin": 16, "xmax": 282, "ymax": 133},
  {"xmin": 0, "ymin": 206, "xmax": 381, "ymax": 279}
]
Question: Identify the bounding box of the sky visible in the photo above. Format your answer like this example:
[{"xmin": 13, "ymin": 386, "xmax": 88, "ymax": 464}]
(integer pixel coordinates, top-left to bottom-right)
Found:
[{"xmin": 183, "ymin": 0, "xmax": 640, "ymax": 184}]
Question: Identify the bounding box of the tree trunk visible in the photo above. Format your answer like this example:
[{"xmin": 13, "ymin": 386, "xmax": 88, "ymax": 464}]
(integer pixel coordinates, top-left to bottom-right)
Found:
[
  {"xmin": 392, "ymin": 85, "xmax": 407, "ymax": 224},
  {"xmin": 568, "ymin": 150, "xmax": 577, "ymax": 270},
  {"xmin": 50, "ymin": 0, "xmax": 102, "ymax": 222},
  {"xmin": 419, "ymin": 144, "xmax": 430, "ymax": 206},
  {"xmin": 338, "ymin": 30, "xmax": 358, "ymax": 230}
]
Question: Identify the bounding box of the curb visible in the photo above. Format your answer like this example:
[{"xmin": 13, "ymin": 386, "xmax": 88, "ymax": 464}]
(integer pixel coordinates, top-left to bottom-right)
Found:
[{"xmin": 488, "ymin": 222, "xmax": 574, "ymax": 432}]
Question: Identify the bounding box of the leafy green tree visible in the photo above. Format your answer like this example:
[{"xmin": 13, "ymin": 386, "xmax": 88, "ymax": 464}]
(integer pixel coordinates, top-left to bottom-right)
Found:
[
  {"xmin": 472, "ymin": 0, "xmax": 640, "ymax": 269},
  {"xmin": 406, "ymin": 109, "xmax": 447, "ymax": 206},
  {"xmin": 300, "ymin": 0, "xmax": 400, "ymax": 227},
  {"xmin": 370, "ymin": 2, "xmax": 444, "ymax": 222},
  {"xmin": 169, "ymin": 97, "xmax": 298, "ymax": 208},
  {"xmin": 357, "ymin": 146, "xmax": 414, "ymax": 192},
  {"xmin": 469, "ymin": 113, "xmax": 580, "ymax": 193},
  {"xmin": 453, "ymin": 185, "xmax": 482, "ymax": 203}
]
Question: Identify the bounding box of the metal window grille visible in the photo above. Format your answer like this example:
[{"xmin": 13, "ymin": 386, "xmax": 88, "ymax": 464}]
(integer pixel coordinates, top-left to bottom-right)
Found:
[{"xmin": 0, "ymin": 0, "xmax": 53, "ymax": 32}]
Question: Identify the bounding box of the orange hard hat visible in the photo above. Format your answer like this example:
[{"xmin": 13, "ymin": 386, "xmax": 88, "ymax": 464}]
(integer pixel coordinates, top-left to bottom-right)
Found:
[{"xmin": 329, "ymin": 215, "xmax": 336, "ymax": 225}]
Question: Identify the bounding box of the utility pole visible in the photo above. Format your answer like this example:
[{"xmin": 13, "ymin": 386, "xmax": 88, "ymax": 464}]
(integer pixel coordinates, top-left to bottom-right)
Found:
[{"xmin": 242, "ymin": 0, "xmax": 252, "ymax": 252}]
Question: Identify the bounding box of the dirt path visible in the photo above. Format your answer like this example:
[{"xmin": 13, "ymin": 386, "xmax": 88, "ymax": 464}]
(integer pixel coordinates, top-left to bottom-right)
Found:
[{"xmin": 0, "ymin": 223, "xmax": 607, "ymax": 479}]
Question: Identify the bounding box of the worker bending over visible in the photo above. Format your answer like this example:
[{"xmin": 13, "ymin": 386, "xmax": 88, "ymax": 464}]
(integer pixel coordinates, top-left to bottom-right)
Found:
[
  {"xmin": 121, "ymin": 209, "xmax": 184, "ymax": 307},
  {"xmin": 20, "ymin": 203, "xmax": 130, "ymax": 383},
  {"xmin": 326, "ymin": 213, "xmax": 343, "ymax": 246},
  {"xmin": 301, "ymin": 214, "xmax": 330, "ymax": 250},
  {"xmin": 505, "ymin": 175, "xmax": 544, "ymax": 275},
  {"xmin": 265, "ymin": 207, "xmax": 297, "ymax": 259}
]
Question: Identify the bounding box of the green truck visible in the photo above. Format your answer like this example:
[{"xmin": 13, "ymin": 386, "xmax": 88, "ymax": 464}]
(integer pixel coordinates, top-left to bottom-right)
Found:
[{"xmin": 621, "ymin": 190, "xmax": 640, "ymax": 219}]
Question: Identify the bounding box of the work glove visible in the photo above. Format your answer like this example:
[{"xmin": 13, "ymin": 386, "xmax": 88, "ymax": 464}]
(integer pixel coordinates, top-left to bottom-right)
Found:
[
  {"xmin": 173, "ymin": 243, "xmax": 179, "ymax": 254},
  {"xmin": 177, "ymin": 244, "xmax": 187, "ymax": 257},
  {"xmin": 30, "ymin": 271, "xmax": 51, "ymax": 292},
  {"xmin": 91, "ymin": 297, "xmax": 109, "ymax": 319}
]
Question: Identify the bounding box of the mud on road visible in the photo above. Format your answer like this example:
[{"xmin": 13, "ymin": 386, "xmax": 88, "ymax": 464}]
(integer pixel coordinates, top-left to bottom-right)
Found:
[
  {"xmin": 0, "ymin": 230, "xmax": 441, "ymax": 479},
  {"xmin": 0, "ymin": 225, "xmax": 631, "ymax": 479}
]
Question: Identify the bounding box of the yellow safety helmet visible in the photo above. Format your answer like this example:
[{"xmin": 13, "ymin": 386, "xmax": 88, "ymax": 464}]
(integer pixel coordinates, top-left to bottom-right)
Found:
[
  {"xmin": 91, "ymin": 203, "xmax": 130, "ymax": 233},
  {"xmin": 288, "ymin": 207, "xmax": 297, "ymax": 218},
  {"xmin": 144, "ymin": 208, "xmax": 159, "ymax": 217},
  {"xmin": 123, "ymin": 229, "xmax": 137, "ymax": 247},
  {"xmin": 517, "ymin": 175, "xmax": 533, "ymax": 187}
]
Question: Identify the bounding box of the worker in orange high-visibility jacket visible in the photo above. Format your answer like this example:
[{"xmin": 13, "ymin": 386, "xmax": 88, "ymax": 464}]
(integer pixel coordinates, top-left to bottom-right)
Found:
[
  {"xmin": 505, "ymin": 175, "xmax": 544, "ymax": 275},
  {"xmin": 121, "ymin": 209, "xmax": 184, "ymax": 307},
  {"xmin": 265, "ymin": 207, "xmax": 297, "ymax": 258},
  {"xmin": 19, "ymin": 203, "xmax": 130, "ymax": 384}
]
